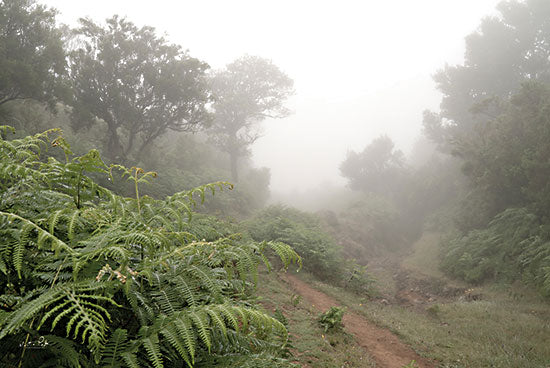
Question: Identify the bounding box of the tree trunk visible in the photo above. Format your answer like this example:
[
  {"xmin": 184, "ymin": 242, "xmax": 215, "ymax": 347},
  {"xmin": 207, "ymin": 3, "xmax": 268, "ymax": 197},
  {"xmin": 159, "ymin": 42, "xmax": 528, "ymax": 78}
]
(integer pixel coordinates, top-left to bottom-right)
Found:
[
  {"xmin": 105, "ymin": 123, "xmax": 124, "ymax": 164},
  {"xmin": 230, "ymin": 151, "xmax": 239, "ymax": 183}
]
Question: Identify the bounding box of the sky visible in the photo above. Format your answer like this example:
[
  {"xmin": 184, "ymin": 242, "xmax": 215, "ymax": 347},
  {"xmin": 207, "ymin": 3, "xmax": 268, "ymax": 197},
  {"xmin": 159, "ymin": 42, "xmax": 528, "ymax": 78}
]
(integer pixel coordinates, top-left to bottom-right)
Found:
[{"xmin": 43, "ymin": 0, "xmax": 501, "ymax": 192}]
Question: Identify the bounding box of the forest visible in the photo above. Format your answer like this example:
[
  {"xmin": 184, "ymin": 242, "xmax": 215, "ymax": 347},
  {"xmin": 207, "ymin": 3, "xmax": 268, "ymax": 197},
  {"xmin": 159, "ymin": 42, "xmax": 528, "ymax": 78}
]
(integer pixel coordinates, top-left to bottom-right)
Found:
[{"xmin": 1, "ymin": 0, "xmax": 550, "ymax": 367}]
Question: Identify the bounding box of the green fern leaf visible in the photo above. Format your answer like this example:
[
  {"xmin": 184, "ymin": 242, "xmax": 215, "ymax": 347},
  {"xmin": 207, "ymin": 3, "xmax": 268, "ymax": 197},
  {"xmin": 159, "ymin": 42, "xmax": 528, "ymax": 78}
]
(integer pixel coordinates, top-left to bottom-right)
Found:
[
  {"xmin": 189, "ymin": 309, "xmax": 212, "ymax": 351},
  {"xmin": 101, "ymin": 328, "xmax": 129, "ymax": 368},
  {"xmin": 159, "ymin": 324, "xmax": 193, "ymax": 367},
  {"xmin": 173, "ymin": 315, "xmax": 196, "ymax": 362},
  {"xmin": 140, "ymin": 328, "xmax": 164, "ymax": 368}
]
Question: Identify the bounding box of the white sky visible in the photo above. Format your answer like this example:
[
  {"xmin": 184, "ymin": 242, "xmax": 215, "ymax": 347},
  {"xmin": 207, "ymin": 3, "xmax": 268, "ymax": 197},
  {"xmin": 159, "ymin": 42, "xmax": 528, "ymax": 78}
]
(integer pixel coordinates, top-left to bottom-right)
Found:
[{"xmin": 44, "ymin": 0, "xmax": 500, "ymax": 192}]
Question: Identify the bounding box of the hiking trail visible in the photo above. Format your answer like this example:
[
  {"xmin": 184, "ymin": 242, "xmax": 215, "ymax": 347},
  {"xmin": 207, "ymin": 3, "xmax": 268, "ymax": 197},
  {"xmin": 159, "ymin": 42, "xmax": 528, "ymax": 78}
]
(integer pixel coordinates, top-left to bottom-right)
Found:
[{"xmin": 282, "ymin": 273, "xmax": 435, "ymax": 368}]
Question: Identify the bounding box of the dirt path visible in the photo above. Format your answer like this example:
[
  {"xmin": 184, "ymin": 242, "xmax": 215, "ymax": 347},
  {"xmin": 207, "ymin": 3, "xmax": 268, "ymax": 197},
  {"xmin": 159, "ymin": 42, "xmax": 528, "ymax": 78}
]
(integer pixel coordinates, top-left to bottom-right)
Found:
[{"xmin": 282, "ymin": 274, "xmax": 435, "ymax": 368}]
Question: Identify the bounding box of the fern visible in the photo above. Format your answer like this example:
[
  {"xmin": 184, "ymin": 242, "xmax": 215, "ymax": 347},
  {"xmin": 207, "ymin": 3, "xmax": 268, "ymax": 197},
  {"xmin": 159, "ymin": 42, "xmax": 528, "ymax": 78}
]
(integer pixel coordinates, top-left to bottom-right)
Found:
[
  {"xmin": 0, "ymin": 127, "xmax": 300, "ymax": 367},
  {"xmin": 43, "ymin": 335, "xmax": 82, "ymax": 368},
  {"xmin": 441, "ymin": 207, "xmax": 550, "ymax": 295}
]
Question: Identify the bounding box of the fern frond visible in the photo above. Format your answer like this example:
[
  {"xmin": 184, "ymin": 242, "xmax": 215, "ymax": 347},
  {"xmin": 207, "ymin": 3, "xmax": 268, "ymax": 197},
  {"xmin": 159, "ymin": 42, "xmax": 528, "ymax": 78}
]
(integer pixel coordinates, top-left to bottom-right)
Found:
[
  {"xmin": 101, "ymin": 328, "xmax": 129, "ymax": 368},
  {"xmin": 140, "ymin": 327, "xmax": 164, "ymax": 368},
  {"xmin": 159, "ymin": 324, "xmax": 193, "ymax": 367},
  {"xmin": 0, "ymin": 286, "xmax": 64, "ymax": 339},
  {"xmin": 184, "ymin": 265, "xmax": 222, "ymax": 301},
  {"xmin": 267, "ymin": 241, "xmax": 302, "ymax": 270},
  {"xmin": 0, "ymin": 211, "xmax": 76, "ymax": 264},
  {"xmin": 14, "ymin": 222, "xmax": 34, "ymax": 278},
  {"xmin": 173, "ymin": 276, "xmax": 198, "ymax": 307},
  {"xmin": 44, "ymin": 335, "xmax": 82, "ymax": 368},
  {"xmin": 205, "ymin": 305, "xmax": 228, "ymax": 337},
  {"xmin": 189, "ymin": 309, "xmax": 211, "ymax": 351},
  {"xmin": 173, "ymin": 315, "xmax": 196, "ymax": 363},
  {"xmin": 0, "ymin": 162, "xmax": 48, "ymax": 183},
  {"xmin": 121, "ymin": 351, "xmax": 140, "ymax": 368}
]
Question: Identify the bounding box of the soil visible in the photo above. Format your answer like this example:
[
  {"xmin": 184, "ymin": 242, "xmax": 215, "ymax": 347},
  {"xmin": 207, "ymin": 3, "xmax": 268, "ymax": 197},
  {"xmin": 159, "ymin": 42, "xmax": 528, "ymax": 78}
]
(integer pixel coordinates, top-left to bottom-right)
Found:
[
  {"xmin": 282, "ymin": 273, "xmax": 436, "ymax": 368},
  {"xmin": 393, "ymin": 269, "xmax": 472, "ymax": 309}
]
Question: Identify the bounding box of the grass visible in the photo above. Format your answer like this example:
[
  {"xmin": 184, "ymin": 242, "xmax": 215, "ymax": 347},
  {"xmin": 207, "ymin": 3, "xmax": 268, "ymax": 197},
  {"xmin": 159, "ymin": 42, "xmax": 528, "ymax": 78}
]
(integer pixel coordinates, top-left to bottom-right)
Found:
[
  {"xmin": 291, "ymin": 232, "xmax": 550, "ymax": 368},
  {"xmin": 401, "ymin": 232, "xmax": 446, "ymax": 279},
  {"xmin": 256, "ymin": 270, "xmax": 376, "ymax": 367}
]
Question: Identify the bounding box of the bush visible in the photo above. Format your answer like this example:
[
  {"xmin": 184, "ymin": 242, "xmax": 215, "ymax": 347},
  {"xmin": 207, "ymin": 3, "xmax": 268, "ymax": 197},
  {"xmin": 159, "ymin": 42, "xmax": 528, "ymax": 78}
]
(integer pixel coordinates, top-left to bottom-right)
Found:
[
  {"xmin": 246, "ymin": 205, "xmax": 344, "ymax": 281},
  {"xmin": 441, "ymin": 207, "xmax": 550, "ymax": 296},
  {"xmin": 318, "ymin": 307, "xmax": 345, "ymax": 332}
]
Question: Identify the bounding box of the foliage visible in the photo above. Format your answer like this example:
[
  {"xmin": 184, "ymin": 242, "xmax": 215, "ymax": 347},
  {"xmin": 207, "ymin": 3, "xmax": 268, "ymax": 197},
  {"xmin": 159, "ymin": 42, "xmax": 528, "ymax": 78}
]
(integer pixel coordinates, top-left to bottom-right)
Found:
[
  {"xmin": 340, "ymin": 135, "xmax": 405, "ymax": 196},
  {"xmin": 332, "ymin": 197, "xmax": 404, "ymax": 254},
  {"xmin": 402, "ymin": 360, "xmax": 418, "ymax": 368},
  {"xmin": 290, "ymin": 294, "xmax": 302, "ymax": 307},
  {"xmin": 424, "ymin": 0, "xmax": 550, "ymax": 147},
  {"xmin": 0, "ymin": 0, "xmax": 66, "ymax": 108},
  {"xmin": 338, "ymin": 136, "xmax": 455, "ymax": 251},
  {"xmin": 67, "ymin": 15, "xmax": 211, "ymax": 163},
  {"xmin": 342, "ymin": 261, "xmax": 376, "ymax": 296},
  {"xmin": 441, "ymin": 207, "xmax": 550, "ymax": 295},
  {"xmin": 0, "ymin": 128, "xmax": 301, "ymax": 367},
  {"xmin": 246, "ymin": 205, "xmax": 343, "ymax": 281},
  {"xmin": 420, "ymin": 0, "xmax": 550, "ymax": 297},
  {"xmin": 246, "ymin": 205, "xmax": 377, "ymax": 296},
  {"xmin": 317, "ymin": 307, "xmax": 344, "ymax": 332},
  {"xmin": 452, "ymin": 83, "xmax": 550, "ymax": 229},
  {"xmin": 93, "ymin": 127, "xmax": 270, "ymax": 219},
  {"xmin": 208, "ymin": 55, "xmax": 294, "ymax": 181}
]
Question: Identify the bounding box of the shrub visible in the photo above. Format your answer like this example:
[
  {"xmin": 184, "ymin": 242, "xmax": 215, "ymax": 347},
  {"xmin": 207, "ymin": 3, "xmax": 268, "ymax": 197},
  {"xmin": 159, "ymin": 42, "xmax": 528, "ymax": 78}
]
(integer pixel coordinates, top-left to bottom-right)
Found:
[
  {"xmin": 441, "ymin": 207, "xmax": 550, "ymax": 296},
  {"xmin": 246, "ymin": 205, "xmax": 344, "ymax": 281},
  {"xmin": 318, "ymin": 307, "xmax": 345, "ymax": 332}
]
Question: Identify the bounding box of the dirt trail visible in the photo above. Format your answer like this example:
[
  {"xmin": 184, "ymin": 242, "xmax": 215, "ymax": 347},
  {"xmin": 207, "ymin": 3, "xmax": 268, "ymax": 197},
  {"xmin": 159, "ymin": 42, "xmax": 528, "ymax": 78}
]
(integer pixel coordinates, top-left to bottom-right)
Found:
[{"xmin": 282, "ymin": 274, "xmax": 435, "ymax": 368}]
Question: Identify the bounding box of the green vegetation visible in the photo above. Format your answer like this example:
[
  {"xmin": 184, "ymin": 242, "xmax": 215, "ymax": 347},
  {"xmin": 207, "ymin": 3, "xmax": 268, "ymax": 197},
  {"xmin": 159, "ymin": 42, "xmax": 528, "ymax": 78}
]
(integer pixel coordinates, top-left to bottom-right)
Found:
[
  {"xmin": 2, "ymin": 0, "xmax": 550, "ymax": 366},
  {"xmin": 67, "ymin": 16, "xmax": 211, "ymax": 164},
  {"xmin": 257, "ymin": 271, "xmax": 376, "ymax": 367},
  {"xmin": 441, "ymin": 208, "xmax": 550, "ymax": 294},
  {"xmin": 421, "ymin": 1, "xmax": 550, "ymax": 296},
  {"xmin": 0, "ymin": 0, "xmax": 65, "ymax": 109},
  {"xmin": 245, "ymin": 205, "xmax": 376, "ymax": 296},
  {"xmin": 318, "ymin": 307, "xmax": 345, "ymax": 332},
  {"xmin": 0, "ymin": 128, "xmax": 300, "ymax": 367},
  {"xmin": 246, "ymin": 205, "xmax": 343, "ymax": 280},
  {"xmin": 297, "ymin": 258, "xmax": 550, "ymax": 367}
]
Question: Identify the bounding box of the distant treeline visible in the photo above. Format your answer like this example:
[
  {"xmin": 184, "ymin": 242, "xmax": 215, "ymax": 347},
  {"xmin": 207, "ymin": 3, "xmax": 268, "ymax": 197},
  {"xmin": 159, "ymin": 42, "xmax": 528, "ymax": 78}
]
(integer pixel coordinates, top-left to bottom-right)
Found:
[
  {"xmin": 338, "ymin": 0, "xmax": 550, "ymax": 296},
  {"xmin": 0, "ymin": 0, "xmax": 294, "ymax": 216}
]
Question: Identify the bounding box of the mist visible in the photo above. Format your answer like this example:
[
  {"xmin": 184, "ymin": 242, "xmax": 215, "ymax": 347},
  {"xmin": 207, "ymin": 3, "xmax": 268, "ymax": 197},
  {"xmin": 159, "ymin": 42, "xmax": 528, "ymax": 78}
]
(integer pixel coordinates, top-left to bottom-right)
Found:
[
  {"xmin": 43, "ymin": 0, "xmax": 499, "ymax": 196},
  {"xmin": 4, "ymin": 1, "xmax": 550, "ymax": 366}
]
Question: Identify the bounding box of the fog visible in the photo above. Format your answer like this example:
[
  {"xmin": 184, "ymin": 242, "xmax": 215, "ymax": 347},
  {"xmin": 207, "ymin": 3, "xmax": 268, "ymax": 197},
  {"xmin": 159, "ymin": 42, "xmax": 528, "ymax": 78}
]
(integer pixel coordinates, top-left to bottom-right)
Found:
[{"xmin": 44, "ymin": 0, "xmax": 499, "ymax": 193}]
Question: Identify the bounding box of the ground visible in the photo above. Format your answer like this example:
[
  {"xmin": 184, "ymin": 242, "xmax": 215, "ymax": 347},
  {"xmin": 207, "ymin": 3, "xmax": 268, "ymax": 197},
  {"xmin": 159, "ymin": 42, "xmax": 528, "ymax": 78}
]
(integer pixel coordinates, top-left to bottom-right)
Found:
[
  {"xmin": 257, "ymin": 232, "xmax": 550, "ymax": 367},
  {"xmin": 282, "ymin": 273, "xmax": 434, "ymax": 368}
]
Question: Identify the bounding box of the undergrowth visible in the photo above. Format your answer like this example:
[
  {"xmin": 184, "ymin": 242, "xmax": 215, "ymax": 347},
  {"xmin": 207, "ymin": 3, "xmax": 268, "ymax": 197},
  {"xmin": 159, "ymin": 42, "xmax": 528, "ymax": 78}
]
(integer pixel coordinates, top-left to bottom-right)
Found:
[
  {"xmin": 441, "ymin": 207, "xmax": 550, "ymax": 296},
  {"xmin": 0, "ymin": 127, "xmax": 301, "ymax": 367},
  {"xmin": 246, "ymin": 205, "xmax": 376, "ymax": 296}
]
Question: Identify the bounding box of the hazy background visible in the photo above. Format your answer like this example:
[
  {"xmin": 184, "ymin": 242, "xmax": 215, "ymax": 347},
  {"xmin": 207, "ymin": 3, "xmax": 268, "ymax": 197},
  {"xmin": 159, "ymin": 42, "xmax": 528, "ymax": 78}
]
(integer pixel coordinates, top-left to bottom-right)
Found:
[{"xmin": 44, "ymin": 0, "xmax": 500, "ymax": 192}]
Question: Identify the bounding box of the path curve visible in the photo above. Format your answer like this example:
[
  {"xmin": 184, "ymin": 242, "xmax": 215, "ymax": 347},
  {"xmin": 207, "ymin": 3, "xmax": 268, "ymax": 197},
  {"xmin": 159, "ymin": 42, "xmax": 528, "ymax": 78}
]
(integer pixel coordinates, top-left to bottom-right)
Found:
[{"xmin": 282, "ymin": 274, "xmax": 435, "ymax": 368}]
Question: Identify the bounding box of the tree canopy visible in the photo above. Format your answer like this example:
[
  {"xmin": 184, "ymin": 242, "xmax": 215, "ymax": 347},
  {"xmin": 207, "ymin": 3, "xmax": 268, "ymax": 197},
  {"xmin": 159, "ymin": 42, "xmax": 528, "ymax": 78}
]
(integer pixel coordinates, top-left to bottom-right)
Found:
[
  {"xmin": 208, "ymin": 55, "xmax": 294, "ymax": 181},
  {"xmin": 340, "ymin": 135, "xmax": 404, "ymax": 196},
  {"xmin": 0, "ymin": 0, "xmax": 65, "ymax": 108},
  {"xmin": 424, "ymin": 0, "xmax": 550, "ymax": 146},
  {"xmin": 67, "ymin": 16, "xmax": 211, "ymax": 163}
]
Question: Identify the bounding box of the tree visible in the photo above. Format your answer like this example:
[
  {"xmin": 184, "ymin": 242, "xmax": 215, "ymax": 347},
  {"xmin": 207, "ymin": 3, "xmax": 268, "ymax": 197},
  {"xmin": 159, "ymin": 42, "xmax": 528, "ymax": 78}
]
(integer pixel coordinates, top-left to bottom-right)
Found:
[
  {"xmin": 424, "ymin": 0, "xmax": 550, "ymax": 146},
  {"xmin": 67, "ymin": 16, "xmax": 211, "ymax": 163},
  {"xmin": 0, "ymin": 0, "xmax": 65, "ymax": 108},
  {"xmin": 340, "ymin": 135, "xmax": 405, "ymax": 196},
  {"xmin": 208, "ymin": 55, "xmax": 294, "ymax": 181}
]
